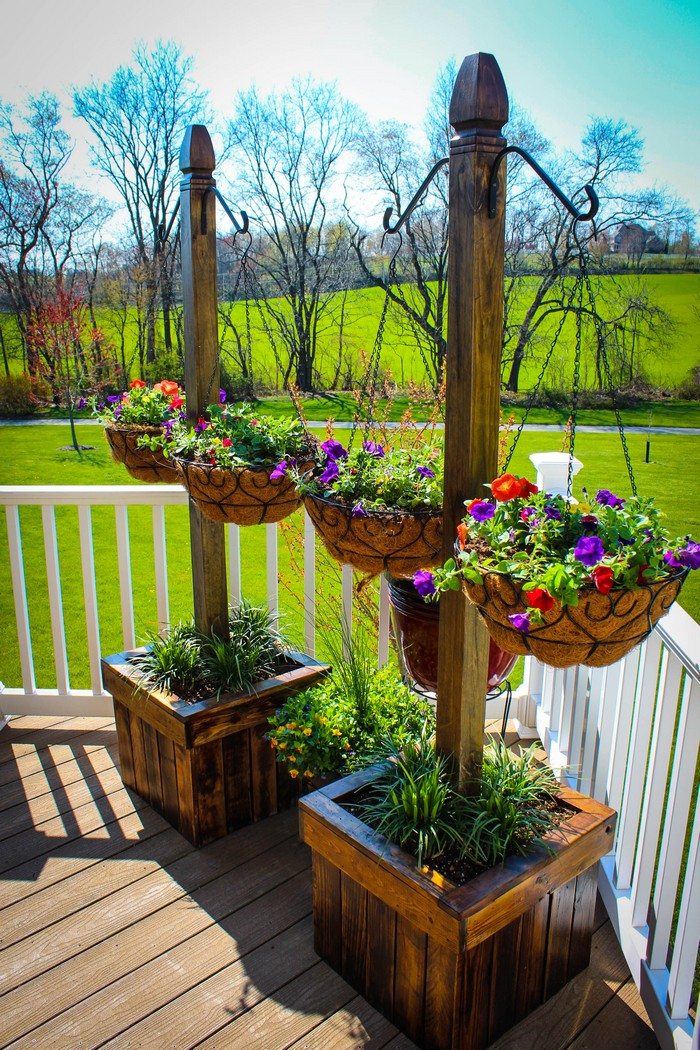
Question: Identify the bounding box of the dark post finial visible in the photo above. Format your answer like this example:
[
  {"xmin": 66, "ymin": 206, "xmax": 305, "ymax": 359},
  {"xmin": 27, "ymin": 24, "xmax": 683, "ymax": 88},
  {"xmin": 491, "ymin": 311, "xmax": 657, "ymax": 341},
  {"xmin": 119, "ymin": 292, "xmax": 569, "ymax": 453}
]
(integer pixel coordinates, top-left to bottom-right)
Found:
[
  {"xmin": 449, "ymin": 52, "xmax": 509, "ymax": 137},
  {"xmin": 180, "ymin": 125, "xmax": 216, "ymax": 175}
]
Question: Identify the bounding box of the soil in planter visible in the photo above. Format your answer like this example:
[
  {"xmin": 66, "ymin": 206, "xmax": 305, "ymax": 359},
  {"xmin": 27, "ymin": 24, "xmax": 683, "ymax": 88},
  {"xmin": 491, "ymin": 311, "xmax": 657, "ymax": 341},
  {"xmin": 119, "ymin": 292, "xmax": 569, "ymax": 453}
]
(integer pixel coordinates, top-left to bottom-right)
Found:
[{"xmin": 344, "ymin": 785, "xmax": 571, "ymax": 887}]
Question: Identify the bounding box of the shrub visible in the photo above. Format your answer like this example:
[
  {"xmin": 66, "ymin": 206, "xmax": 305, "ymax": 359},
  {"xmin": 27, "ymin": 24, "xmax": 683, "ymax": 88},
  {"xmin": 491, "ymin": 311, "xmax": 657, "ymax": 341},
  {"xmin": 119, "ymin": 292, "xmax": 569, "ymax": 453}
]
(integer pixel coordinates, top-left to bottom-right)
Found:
[{"xmin": 0, "ymin": 373, "xmax": 44, "ymax": 417}]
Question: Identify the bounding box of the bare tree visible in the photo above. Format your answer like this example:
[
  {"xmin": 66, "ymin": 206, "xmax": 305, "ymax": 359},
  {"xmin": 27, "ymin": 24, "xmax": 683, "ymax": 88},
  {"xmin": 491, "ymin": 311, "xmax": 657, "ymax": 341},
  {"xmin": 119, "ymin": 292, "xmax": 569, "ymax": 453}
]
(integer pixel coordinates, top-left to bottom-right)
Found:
[
  {"xmin": 0, "ymin": 92, "xmax": 108, "ymax": 372},
  {"xmin": 74, "ymin": 40, "xmax": 208, "ymax": 365},
  {"xmin": 226, "ymin": 79, "xmax": 359, "ymax": 391}
]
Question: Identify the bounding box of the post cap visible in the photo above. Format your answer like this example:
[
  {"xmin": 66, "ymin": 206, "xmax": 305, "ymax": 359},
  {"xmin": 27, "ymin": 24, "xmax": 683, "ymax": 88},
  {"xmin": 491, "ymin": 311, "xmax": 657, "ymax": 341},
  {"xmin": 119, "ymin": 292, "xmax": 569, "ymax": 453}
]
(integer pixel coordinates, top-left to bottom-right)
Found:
[
  {"xmin": 180, "ymin": 125, "xmax": 216, "ymax": 175},
  {"xmin": 449, "ymin": 53, "xmax": 509, "ymax": 135}
]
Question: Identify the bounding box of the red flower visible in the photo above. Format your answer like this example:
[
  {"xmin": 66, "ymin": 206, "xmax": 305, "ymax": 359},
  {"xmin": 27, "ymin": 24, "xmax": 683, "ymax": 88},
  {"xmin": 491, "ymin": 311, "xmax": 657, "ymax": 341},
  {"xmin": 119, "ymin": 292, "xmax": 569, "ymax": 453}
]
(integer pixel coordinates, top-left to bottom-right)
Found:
[
  {"xmin": 526, "ymin": 587, "xmax": 555, "ymax": 612},
  {"xmin": 636, "ymin": 564, "xmax": 650, "ymax": 585},
  {"xmin": 221, "ymin": 437, "xmax": 232, "ymax": 447},
  {"xmin": 590, "ymin": 566, "xmax": 614, "ymax": 594},
  {"xmin": 129, "ymin": 379, "xmax": 146, "ymax": 389},
  {"xmin": 457, "ymin": 522, "xmax": 468, "ymax": 550},
  {"xmin": 169, "ymin": 395, "xmax": 184, "ymax": 410},
  {"xmin": 519, "ymin": 478, "xmax": 539, "ymax": 497},
  {"xmin": 491, "ymin": 473, "xmax": 537, "ymax": 502}
]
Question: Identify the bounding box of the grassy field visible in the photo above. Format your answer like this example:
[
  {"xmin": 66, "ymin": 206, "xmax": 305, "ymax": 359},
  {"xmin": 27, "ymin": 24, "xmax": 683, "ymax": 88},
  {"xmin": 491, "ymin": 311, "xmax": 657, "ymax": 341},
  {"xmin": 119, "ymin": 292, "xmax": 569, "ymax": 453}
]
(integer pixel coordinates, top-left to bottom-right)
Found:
[
  {"xmin": 0, "ymin": 422, "xmax": 698, "ymax": 691},
  {"xmin": 3, "ymin": 273, "xmax": 700, "ymax": 392}
]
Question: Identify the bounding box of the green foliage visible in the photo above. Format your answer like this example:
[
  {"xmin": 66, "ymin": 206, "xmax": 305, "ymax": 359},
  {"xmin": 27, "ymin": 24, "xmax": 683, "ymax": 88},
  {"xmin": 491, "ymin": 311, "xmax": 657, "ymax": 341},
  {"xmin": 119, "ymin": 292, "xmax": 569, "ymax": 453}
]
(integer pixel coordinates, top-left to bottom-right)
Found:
[
  {"xmin": 267, "ymin": 654, "xmax": 434, "ymax": 781},
  {"xmin": 433, "ymin": 478, "xmax": 698, "ymax": 614},
  {"xmin": 359, "ymin": 735, "xmax": 560, "ymax": 872},
  {"xmin": 148, "ymin": 400, "xmax": 312, "ymax": 469},
  {"xmin": 92, "ymin": 379, "xmax": 185, "ymax": 426},
  {"xmin": 299, "ymin": 441, "xmax": 443, "ymax": 512},
  {"xmin": 132, "ymin": 602, "xmax": 284, "ymax": 700}
]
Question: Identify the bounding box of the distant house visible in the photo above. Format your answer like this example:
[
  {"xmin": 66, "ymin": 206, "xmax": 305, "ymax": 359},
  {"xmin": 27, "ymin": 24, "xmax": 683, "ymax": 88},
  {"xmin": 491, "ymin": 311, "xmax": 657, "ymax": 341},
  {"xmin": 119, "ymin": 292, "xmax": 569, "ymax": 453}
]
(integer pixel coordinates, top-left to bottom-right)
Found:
[{"xmin": 612, "ymin": 223, "xmax": 666, "ymax": 256}]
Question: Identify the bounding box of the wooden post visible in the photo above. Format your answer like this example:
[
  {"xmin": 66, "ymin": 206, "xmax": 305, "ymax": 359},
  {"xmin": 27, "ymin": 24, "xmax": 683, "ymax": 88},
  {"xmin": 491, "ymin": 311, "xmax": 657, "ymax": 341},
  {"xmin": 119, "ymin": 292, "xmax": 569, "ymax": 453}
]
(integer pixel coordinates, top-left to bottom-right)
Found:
[
  {"xmin": 179, "ymin": 125, "xmax": 228, "ymax": 637},
  {"xmin": 436, "ymin": 54, "xmax": 509, "ymax": 790}
]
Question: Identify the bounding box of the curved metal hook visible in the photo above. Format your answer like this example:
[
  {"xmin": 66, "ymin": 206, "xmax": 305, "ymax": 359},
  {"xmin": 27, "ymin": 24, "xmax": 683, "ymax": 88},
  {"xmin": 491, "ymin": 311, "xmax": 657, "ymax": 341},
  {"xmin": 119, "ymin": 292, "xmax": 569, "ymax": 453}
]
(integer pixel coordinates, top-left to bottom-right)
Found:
[
  {"xmin": 488, "ymin": 145, "xmax": 598, "ymax": 223},
  {"xmin": 201, "ymin": 187, "xmax": 249, "ymax": 235},
  {"xmin": 383, "ymin": 157, "xmax": 448, "ymax": 235},
  {"xmin": 157, "ymin": 200, "xmax": 181, "ymax": 247}
]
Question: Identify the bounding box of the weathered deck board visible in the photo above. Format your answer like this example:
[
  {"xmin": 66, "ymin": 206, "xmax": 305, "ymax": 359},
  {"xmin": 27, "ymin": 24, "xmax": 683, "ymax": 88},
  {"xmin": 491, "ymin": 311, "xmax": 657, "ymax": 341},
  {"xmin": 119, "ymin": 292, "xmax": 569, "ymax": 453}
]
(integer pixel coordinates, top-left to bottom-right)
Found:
[{"xmin": 0, "ymin": 715, "xmax": 658, "ymax": 1050}]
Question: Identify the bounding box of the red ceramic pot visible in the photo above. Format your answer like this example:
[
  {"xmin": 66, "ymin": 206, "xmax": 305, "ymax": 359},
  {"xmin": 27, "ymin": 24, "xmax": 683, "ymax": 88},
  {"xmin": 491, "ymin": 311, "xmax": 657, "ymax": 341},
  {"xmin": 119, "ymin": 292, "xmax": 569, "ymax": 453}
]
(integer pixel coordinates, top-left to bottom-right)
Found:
[{"xmin": 387, "ymin": 575, "xmax": 517, "ymax": 694}]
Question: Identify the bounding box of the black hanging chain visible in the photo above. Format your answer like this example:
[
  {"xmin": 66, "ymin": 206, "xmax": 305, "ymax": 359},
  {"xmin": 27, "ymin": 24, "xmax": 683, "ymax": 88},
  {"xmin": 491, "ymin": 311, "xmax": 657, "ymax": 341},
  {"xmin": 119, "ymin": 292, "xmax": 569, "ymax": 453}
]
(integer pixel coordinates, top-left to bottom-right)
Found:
[
  {"xmin": 565, "ymin": 269, "xmax": 585, "ymax": 503},
  {"xmin": 501, "ymin": 275, "xmax": 581, "ymax": 473},
  {"xmin": 203, "ymin": 228, "xmax": 253, "ymax": 406},
  {"xmin": 348, "ymin": 234, "xmax": 402, "ymax": 451},
  {"xmin": 574, "ymin": 247, "xmax": 638, "ymax": 497}
]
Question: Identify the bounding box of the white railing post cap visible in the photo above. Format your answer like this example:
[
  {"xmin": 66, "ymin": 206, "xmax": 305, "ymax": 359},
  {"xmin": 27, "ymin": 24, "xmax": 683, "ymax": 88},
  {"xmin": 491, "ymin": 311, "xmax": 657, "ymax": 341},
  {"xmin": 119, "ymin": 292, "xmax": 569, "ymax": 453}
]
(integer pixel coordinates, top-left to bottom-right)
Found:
[{"xmin": 529, "ymin": 452, "xmax": 583, "ymax": 502}]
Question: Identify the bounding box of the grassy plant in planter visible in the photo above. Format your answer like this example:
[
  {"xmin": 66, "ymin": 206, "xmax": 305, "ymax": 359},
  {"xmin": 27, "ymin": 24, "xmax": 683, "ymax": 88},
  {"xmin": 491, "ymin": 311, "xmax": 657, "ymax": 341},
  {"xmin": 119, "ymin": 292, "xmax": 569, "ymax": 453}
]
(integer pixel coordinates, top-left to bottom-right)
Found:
[{"xmin": 101, "ymin": 603, "xmax": 329, "ymax": 846}]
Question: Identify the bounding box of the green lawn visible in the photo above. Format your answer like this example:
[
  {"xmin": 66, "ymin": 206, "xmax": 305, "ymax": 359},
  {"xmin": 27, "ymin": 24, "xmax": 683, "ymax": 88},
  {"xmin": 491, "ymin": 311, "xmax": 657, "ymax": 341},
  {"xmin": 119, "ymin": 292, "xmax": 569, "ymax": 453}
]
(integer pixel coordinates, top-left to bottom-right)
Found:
[
  {"xmin": 0, "ymin": 422, "xmax": 698, "ymax": 692},
  {"xmin": 3, "ymin": 273, "xmax": 700, "ymax": 393}
]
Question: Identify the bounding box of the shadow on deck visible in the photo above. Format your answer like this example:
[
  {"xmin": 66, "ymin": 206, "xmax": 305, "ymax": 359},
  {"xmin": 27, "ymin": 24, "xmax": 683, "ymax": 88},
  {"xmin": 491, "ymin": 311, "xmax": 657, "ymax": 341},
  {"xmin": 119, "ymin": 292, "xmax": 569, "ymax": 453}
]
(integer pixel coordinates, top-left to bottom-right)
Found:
[{"xmin": 0, "ymin": 716, "xmax": 659, "ymax": 1049}]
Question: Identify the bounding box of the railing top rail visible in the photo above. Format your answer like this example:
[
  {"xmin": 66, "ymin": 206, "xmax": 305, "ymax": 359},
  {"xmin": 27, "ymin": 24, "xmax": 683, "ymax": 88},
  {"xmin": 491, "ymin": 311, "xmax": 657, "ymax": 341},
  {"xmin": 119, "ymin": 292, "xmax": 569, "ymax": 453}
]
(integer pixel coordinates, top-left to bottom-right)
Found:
[
  {"xmin": 0, "ymin": 485, "xmax": 188, "ymax": 507},
  {"xmin": 654, "ymin": 602, "xmax": 700, "ymax": 681}
]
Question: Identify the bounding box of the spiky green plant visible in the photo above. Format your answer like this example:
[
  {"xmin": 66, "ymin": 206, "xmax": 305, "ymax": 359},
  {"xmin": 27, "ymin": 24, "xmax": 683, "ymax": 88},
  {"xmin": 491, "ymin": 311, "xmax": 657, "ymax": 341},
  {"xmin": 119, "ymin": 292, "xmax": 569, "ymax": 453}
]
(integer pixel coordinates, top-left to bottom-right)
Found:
[{"xmin": 131, "ymin": 621, "xmax": 201, "ymax": 696}]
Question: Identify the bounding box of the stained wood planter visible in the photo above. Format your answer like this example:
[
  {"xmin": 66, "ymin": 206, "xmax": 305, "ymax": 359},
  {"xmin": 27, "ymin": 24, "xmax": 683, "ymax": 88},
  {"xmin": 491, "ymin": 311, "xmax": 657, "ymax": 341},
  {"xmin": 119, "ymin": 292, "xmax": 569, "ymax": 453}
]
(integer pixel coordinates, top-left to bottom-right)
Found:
[
  {"xmin": 299, "ymin": 765, "xmax": 616, "ymax": 1050},
  {"xmin": 102, "ymin": 649, "xmax": 329, "ymax": 847}
]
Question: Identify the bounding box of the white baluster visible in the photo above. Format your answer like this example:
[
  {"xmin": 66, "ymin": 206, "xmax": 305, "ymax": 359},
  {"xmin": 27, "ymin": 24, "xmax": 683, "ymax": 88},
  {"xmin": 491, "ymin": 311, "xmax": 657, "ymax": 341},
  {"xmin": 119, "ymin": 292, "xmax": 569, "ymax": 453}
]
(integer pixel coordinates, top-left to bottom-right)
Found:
[
  {"xmin": 266, "ymin": 523, "xmax": 278, "ymax": 619},
  {"xmin": 115, "ymin": 505, "xmax": 135, "ymax": 650},
  {"xmin": 593, "ymin": 660, "xmax": 623, "ymax": 801},
  {"xmin": 378, "ymin": 574, "xmax": 390, "ymax": 667},
  {"xmin": 303, "ymin": 510, "xmax": 315, "ymax": 657},
  {"xmin": 227, "ymin": 522, "xmax": 241, "ymax": 605},
  {"xmin": 78, "ymin": 505, "xmax": 103, "ymax": 695},
  {"xmin": 666, "ymin": 792, "xmax": 700, "ymax": 1020},
  {"xmin": 41, "ymin": 505, "xmax": 70, "ymax": 694},
  {"xmin": 6, "ymin": 505, "xmax": 36, "ymax": 694},
  {"xmin": 341, "ymin": 563, "xmax": 353, "ymax": 660}
]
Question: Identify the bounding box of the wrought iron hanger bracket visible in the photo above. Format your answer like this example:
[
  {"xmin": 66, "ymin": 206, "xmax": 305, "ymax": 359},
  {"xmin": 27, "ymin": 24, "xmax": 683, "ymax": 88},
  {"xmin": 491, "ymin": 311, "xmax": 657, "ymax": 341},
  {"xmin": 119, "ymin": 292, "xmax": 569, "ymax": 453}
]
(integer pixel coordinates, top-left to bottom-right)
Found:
[
  {"xmin": 201, "ymin": 188, "xmax": 249, "ymax": 236},
  {"xmin": 488, "ymin": 145, "xmax": 598, "ymax": 223},
  {"xmin": 383, "ymin": 157, "xmax": 449, "ymax": 234}
]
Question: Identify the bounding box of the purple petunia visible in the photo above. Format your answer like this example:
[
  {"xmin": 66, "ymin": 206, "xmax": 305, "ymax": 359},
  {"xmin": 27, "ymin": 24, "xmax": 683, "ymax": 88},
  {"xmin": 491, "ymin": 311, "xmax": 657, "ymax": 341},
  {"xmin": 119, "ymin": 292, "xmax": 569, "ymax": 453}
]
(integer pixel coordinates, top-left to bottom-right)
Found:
[
  {"xmin": 352, "ymin": 501, "xmax": 368, "ymax": 518},
  {"xmin": 543, "ymin": 505, "xmax": 562, "ymax": 521},
  {"xmin": 319, "ymin": 460, "xmax": 340, "ymax": 485},
  {"xmin": 413, "ymin": 570, "xmax": 437, "ymax": 598},
  {"xmin": 469, "ymin": 500, "xmax": 496, "ymax": 522},
  {"xmin": 320, "ymin": 438, "xmax": 347, "ymax": 461},
  {"xmin": 107, "ymin": 394, "xmax": 121, "ymax": 403},
  {"xmin": 219, "ymin": 388, "xmax": 227, "ymax": 404},
  {"xmin": 416, "ymin": 465, "xmax": 435, "ymax": 479},
  {"xmin": 76, "ymin": 397, "xmax": 86, "ymax": 410},
  {"xmin": 520, "ymin": 506, "xmax": 536, "ymax": 523},
  {"xmin": 362, "ymin": 440, "xmax": 385, "ymax": 458},
  {"xmin": 508, "ymin": 612, "xmax": 531, "ymax": 633},
  {"xmin": 270, "ymin": 461, "xmax": 287, "ymax": 481},
  {"xmin": 574, "ymin": 535, "xmax": 605, "ymax": 567},
  {"xmin": 665, "ymin": 542, "xmax": 700, "ymax": 571},
  {"xmin": 596, "ymin": 489, "xmax": 625, "ymax": 509}
]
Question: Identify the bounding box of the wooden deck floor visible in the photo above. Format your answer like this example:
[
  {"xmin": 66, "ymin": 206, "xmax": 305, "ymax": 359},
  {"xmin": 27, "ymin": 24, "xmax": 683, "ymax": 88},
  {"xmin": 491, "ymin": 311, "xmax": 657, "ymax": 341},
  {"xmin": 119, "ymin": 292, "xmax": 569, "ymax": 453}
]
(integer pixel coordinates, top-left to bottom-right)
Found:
[{"xmin": 0, "ymin": 715, "xmax": 660, "ymax": 1049}]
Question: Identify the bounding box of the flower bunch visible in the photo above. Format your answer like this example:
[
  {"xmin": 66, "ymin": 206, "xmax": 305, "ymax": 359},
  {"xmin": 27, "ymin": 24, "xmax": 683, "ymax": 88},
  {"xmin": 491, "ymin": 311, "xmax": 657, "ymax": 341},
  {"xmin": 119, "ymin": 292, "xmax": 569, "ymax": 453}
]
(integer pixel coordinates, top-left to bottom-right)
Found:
[
  {"xmin": 297, "ymin": 435, "xmax": 443, "ymax": 514},
  {"xmin": 417, "ymin": 473, "xmax": 699, "ymax": 633},
  {"xmin": 140, "ymin": 400, "xmax": 314, "ymax": 470},
  {"xmin": 92, "ymin": 378, "xmax": 185, "ymax": 427}
]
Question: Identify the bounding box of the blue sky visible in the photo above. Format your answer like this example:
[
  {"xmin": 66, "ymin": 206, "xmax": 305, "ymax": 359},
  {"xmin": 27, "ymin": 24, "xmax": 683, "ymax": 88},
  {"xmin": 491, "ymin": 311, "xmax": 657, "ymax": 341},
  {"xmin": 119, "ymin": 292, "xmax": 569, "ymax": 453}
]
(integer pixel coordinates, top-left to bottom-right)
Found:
[{"xmin": 4, "ymin": 0, "xmax": 699, "ymax": 211}]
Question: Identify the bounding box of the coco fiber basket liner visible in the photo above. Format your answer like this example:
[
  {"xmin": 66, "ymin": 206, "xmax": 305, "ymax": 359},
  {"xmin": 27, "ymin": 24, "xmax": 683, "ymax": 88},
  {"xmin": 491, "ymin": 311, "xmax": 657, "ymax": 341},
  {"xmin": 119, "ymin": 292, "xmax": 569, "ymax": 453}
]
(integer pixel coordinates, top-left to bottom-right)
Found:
[
  {"xmin": 304, "ymin": 493, "xmax": 443, "ymax": 577},
  {"xmin": 462, "ymin": 568, "xmax": 688, "ymax": 669},
  {"xmin": 104, "ymin": 424, "xmax": 178, "ymax": 483},
  {"xmin": 175, "ymin": 457, "xmax": 308, "ymax": 526}
]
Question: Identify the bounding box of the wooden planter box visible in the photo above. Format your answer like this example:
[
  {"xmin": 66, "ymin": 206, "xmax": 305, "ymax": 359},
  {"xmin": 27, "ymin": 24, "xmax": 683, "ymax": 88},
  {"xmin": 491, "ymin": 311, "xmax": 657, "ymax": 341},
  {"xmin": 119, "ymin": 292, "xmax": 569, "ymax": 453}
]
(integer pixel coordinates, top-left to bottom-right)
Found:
[
  {"xmin": 103, "ymin": 649, "xmax": 329, "ymax": 847},
  {"xmin": 299, "ymin": 766, "xmax": 616, "ymax": 1050}
]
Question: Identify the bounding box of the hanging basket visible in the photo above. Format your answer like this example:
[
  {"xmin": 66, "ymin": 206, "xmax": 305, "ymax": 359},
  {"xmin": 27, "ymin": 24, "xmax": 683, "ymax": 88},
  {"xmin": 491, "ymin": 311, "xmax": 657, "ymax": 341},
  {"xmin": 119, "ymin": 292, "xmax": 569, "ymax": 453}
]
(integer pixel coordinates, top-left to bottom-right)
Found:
[
  {"xmin": 174, "ymin": 457, "xmax": 311, "ymax": 526},
  {"xmin": 104, "ymin": 424, "xmax": 178, "ymax": 483},
  {"xmin": 304, "ymin": 493, "xmax": 442, "ymax": 577},
  {"xmin": 462, "ymin": 568, "xmax": 688, "ymax": 669}
]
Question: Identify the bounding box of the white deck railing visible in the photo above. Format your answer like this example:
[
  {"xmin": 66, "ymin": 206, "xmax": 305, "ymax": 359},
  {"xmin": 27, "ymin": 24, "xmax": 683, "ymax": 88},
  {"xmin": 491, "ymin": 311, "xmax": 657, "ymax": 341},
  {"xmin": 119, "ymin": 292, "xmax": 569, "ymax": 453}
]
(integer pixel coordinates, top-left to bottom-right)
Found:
[
  {"xmin": 0, "ymin": 485, "xmax": 391, "ymax": 719},
  {"xmin": 524, "ymin": 606, "xmax": 699, "ymax": 1050},
  {"xmin": 0, "ymin": 482, "xmax": 697, "ymax": 1048}
]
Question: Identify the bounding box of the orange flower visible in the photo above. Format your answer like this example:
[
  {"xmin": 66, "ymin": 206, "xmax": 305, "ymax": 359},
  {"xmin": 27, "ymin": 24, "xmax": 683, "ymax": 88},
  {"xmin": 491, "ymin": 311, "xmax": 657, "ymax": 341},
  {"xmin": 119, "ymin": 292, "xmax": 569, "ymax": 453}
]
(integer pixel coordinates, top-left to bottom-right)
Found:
[
  {"xmin": 129, "ymin": 379, "xmax": 146, "ymax": 389},
  {"xmin": 491, "ymin": 473, "xmax": 538, "ymax": 501},
  {"xmin": 153, "ymin": 379, "xmax": 179, "ymax": 396},
  {"xmin": 491, "ymin": 473, "xmax": 524, "ymax": 502},
  {"xmin": 457, "ymin": 522, "xmax": 468, "ymax": 550}
]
